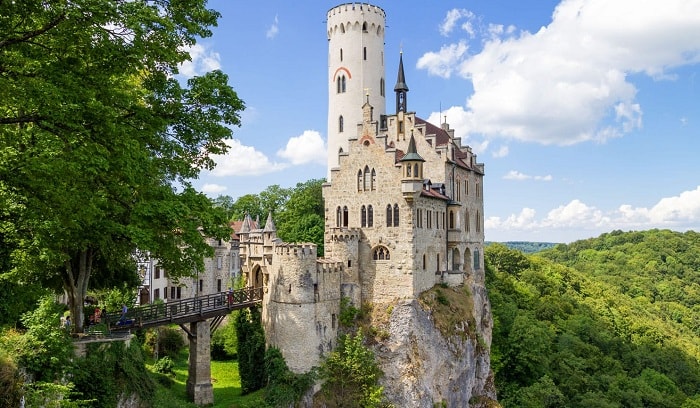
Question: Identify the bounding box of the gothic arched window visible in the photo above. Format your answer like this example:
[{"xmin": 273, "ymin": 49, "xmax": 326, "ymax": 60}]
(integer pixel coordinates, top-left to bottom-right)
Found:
[
  {"xmin": 343, "ymin": 206, "xmax": 349, "ymax": 227},
  {"xmin": 339, "ymin": 115, "xmax": 344, "ymax": 133},
  {"xmin": 361, "ymin": 205, "xmax": 367, "ymax": 227},
  {"xmin": 363, "ymin": 166, "xmax": 370, "ymax": 191},
  {"xmin": 368, "ymin": 205, "xmax": 373, "ymax": 227},
  {"xmin": 371, "ymin": 168, "xmax": 376, "ymax": 190},
  {"xmin": 357, "ymin": 170, "xmax": 363, "ymax": 192},
  {"xmin": 372, "ymin": 246, "xmax": 390, "ymax": 260},
  {"xmin": 341, "ymin": 75, "xmax": 346, "ymax": 93},
  {"xmin": 386, "ymin": 204, "xmax": 392, "ymax": 227},
  {"xmin": 393, "ymin": 204, "xmax": 399, "ymax": 226},
  {"xmin": 336, "ymin": 206, "xmax": 342, "ymax": 227}
]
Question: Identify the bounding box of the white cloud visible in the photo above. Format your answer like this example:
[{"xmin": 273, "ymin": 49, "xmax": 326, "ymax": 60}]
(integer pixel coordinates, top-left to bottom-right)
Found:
[
  {"xmin": 503, "ymin": 170, "xmax": 552, "ymax": 181},
  {"xmin": 492, "ymin": 145, "xmax": 509, "ymax": 158},
  {"xmin": 486, "ymin": 186, "xmax": 700, "ymax": 242},
  {"xmin": 178, "ymin": 43, "xmax": 221, "ymax": 78},
  {"xmin": 439, "ymin": 9, "xmax": 475, "ymax": 37},
  {"xmin": 419, "ymin": 0, "xmax": 700, "ymax": 145},
  {"xmin": 210, "ymin": 139, "xmax": 287, "ymax": 176},
  {"xmin": 416, "ymin": 41, "xmax": 468, "ymax": 79},
  {"xmin": 201, "ymin": 183, "xmax": 227, "ymax": 194},
  {"xmin": 276, "ymin": 130, "xmax": 327, "ymax": 165},
  {"xmin": 266, "ymin": 15, "xmax": 279, "ymax": 39}
]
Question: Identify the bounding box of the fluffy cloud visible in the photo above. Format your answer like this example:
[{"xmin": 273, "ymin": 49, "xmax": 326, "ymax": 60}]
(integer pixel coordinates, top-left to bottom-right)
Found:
[
  {"xmin": 486, "ymin": 186, "xmax": 700, "ymax": 241},
  {"xmin": 439, "ymin": 9, "xmax": 475, "ymax": 37},
  {"xmin": 266, "ymin": 15, "xmax": 279, "ymax": 39},
  {"xmin": 492, "ymin": 145, "xmax": 509, "ymax": 158},
  {"xmin": 201, "ymin": 183, "xmax": 227, "ymax": 194},
  {"xmin": 420, "ymin": 0, "xmax": 700, "ymax": 145},
  {"xmin": 178, "ymin": 43, "xmax": 221, "ymax": 78},
  {"xmin": 276, "ymin": 130, "xmax": 327, "ymax": 165},
  {"xmin": 210, "ymin": 139, "xmax": 287, "ymax": 176}
]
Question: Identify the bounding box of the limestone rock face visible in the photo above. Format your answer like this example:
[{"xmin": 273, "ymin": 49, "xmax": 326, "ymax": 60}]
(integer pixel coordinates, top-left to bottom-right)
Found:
[{"xmin": 375, "ymin": 284, "xmax": 497, "ymax": 407}]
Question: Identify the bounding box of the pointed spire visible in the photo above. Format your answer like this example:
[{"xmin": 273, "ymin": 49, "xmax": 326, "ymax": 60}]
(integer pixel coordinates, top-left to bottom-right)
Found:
[
  {"xmin": 263, "ymin": 212, "xmax": 276, "ymax": 232},
  {"xmin": 394, "ymin": 51, "xmax": 409, "ymax": 113},
  {"xmin": 240, "ymin": 213, "xmax": 251, "ymax": 233},
  {"xmin": 400, "ymin": 130, "xmax": 425, "ymax": 162}
]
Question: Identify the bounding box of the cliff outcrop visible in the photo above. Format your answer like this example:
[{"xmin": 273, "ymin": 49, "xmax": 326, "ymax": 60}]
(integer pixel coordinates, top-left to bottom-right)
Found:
[{"xmin": 372, "ymin": 282, "xmax": 498, "ymax": 407}]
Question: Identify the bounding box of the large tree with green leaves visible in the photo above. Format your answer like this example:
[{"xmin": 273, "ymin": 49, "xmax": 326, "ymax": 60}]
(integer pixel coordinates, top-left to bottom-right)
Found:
[{"xmin": 0, "ymin": 0, "xmax": 244, "ymax": 331}]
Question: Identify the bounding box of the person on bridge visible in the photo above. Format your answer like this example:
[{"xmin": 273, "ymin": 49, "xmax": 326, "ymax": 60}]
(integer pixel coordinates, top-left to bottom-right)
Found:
[
  {"xmin": 227, "ymin": 287, "xmax": 233, "ymax": 305},
  {"xmin": 119, "ymin": 304, "xmax": 127, "ymax": 323}
]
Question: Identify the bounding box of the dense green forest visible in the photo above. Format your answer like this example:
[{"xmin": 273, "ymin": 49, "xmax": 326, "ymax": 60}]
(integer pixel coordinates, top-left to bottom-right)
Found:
[
  {"xmin": 489, "ymin": 241, "xmax": 559, "ymax": 253},
  {"xmin": 487, "ymin": 229, "xmax": 700, "ymax": 407}
]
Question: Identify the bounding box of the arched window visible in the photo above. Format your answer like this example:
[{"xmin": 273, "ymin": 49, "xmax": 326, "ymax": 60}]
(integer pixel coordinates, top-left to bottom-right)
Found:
[
  {"xmin": 465, "ymin": 210, "xmax": 470, "ymax": 232},
  {"xmin": 476, "ymin": 210, "xmax": 481, "ymax": 232},
  {"xmin": 386, "ymin": 204, "xmax": 392, "ymax": 227},
  {"xmin": 357, "ymin": 170, "xmax": 363, "ymax": 192},
  {"xmin": 343, "ymin": 206, "xmax": 348, "ymax": 227},
  {"xmin": 380, "ymin": 78, "xmax": 385, "ymax": 96},
  {"xmin": 452, "ymin": 248, "xmax": 461, "ymax": 271},
  {"xmin": 341, "ymin": 75, "xmax": 346, "ymax": 93},
  {"xmin": 362, "ymin": 22, "xmax": 368, "ymax": 32},
  {"xmin": 371, "ymin": 168, "xmax": 376, "ymax": 190},
  {"xmin": 336, "ymin": 206, "xmax": 342, "ymax": 227},
  {"xmin": 339, "ymin": 115, "xmax": 344, "ymax": 133},
  {"xmin": 367, "ymin": 205, "xmax": 373, "ymax": 227},
  {"xmin": 340, "ymin": 48, "xmax": 343, "ymax": 61},
  {"xmin": 372, "ymin": 246, "xmax": 390, "ymax": 260},
  {"xmin": 363, "ymin": 166, "xmax": 370, "ymax": 191},
  {"xmin": 361, "ymin": 205, "xmax": 367, "ymax": 227},
  {"xmin": 474, "ymin": 249, "xmax": 480, "ymax": 270},
  {"xmin": 393, "ymin": 204, "xmax": 399, "ymax": 227},
  {"xmin": 449, "ymin": 211, "xmax": 455, "ymax": 229}
]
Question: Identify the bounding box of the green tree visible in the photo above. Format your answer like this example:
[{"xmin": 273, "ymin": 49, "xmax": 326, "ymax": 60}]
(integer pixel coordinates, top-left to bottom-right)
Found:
[
  {"xmin": 236, "ymin": 306, "xmax": 266, "ymax": 394},
  {"xmin": 319, "ymin": 334, "xmax": 386, "ymax": 408},
  {"xmin": 0, "ymin": 0, "xmax": 244, "ymax": 332},
  {"xmin": 277, "ymin": 179, "xmax": 325, "ymax": 254}
]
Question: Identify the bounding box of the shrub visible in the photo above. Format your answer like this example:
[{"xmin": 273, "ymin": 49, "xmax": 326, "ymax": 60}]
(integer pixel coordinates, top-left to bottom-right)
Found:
[
  {"xmin": 144, "ymin": 326, "xmax": 186, "ymax": 358},
  {"xmin": 211, "ymin": 316, "xmax": 238, "ymax": 360},
  {"xmin": 153, "ymin": 356, "xmax": 175, "ymax": 375}
]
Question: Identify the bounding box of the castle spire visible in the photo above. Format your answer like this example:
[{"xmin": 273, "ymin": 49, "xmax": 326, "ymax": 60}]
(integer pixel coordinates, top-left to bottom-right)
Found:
[
  {"xmin": 240, "ymin": 213, "xmax": 252, "ymax": 233},
  {"xmin": 263, "ymin": 212, "xmax": 276, "ymax": 232},
  {"xmin": 394, "ymin": 51, "xmax": 409, "ymax": 113}
]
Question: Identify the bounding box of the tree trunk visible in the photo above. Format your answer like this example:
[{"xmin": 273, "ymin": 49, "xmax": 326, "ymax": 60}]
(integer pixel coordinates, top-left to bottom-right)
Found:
[{"xmin": 63, "ymin": 248, "xmax": 93, "ymax": 333}]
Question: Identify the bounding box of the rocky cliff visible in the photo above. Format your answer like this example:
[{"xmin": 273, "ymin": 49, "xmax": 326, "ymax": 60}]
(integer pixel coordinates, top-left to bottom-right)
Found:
[{"xmin": 372, "ymin": 282, "xmax": 498, "ymax": 407}]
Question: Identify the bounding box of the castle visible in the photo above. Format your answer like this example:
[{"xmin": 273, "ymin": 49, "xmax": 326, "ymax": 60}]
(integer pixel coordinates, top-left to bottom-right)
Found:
[
  {"xmin": 237, "ymin": 2, "xmax": 486, "ymax": 374},
  {"xmin": 135, "ymin": 3, "xmax": 489, "ymax": 395}
]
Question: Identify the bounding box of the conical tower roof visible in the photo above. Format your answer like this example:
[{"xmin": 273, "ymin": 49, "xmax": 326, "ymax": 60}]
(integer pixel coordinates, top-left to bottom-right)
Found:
[
  {"xmin": 400, "ymin": 132, "xmax": 425, "ymax": 162},
  {"xmin": 394, "ymin": 51, "xmax": 409, "ymax": 92},
  {"xmin": 263, "ymin": 212, "xmax": 276, "ymax": 232}
]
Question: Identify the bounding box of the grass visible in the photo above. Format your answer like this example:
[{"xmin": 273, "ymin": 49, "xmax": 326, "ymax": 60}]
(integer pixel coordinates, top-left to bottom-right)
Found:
[{"xmin": 148, "ymin": 350, "xmax": 265, "ymax": 408}]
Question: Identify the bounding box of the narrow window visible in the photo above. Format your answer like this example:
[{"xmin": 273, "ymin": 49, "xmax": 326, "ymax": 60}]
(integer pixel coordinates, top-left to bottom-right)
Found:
[
  {"xmin": 341, "ymin": 75, "xmax": 346, "ymax": 93},
  {"xmin": 363, "ymin": 46, "xmax": 367, "ymax": 60},
  {"xmin": 371, "ymin": 169, "xmax": 376, "ymax": 190},
  {"xmin": 343, "ymin": 206, "xmax": 349, "ymax": 227},
  {"xmin": 414, "ymin": 163, "xmax": 419, "ymax": 178},
  {"xmin": 393, "ymin": 204, "xmax": 400, "ymax": 227},
  {"xmin": 171, "ymin": 287, "xmax": 176, "ymax": 299},
  {"xmin": 363, "ymin": 166, "xmax": 370, "ymax": 191},
  {"xmin": 357, "ymin": 170, "xmax": 363, "ymax": 191},
  {"xmin": 155, "ymin": 267, "xmax": 160, "ymax": 279},
  {"xmin": 199, "ymin": 279, "xmax": 203, "ymax": 293},
  {"xmin": 348, "ymin": 260, "xmax": 352, "ymax": 267},
  {"xmin": 449, "ymin": 211, "xmax": 454, "ymax": 229},
  {"xmin": 386, "ymin": 204, "xmax": 392, "ymax": 227},
  {"xmin": 406, "ymin": 164, "xmax": 411, "ymax": 177},
  {"xmin": 466, "ymin": 210, "xmax": 470, "ymax": 232},
  {"xmin": 361, "ymin": 205, "xmax": 367, "ymax": 227},
  {"xmin": 380, "ymin": 78, "xmax": 385, "ymax": 96},
  {"xmin": 422, "ymin": 254, "xmax": 426, "ymax": 269},
  {"xmin": 217, "ymin": 256, "xmax": 223, "ymax": 269},
  {"xmin": 340, "ymin": 48, "xmax": 343, "ymax": 61},
  {"xmin": 437, "ymin": 254, "xmax": 440, "ymax": 272},
  {"xmin": 154, "ymin": 288, "xmax": 160, "ymax": 300},
  {"xmin": 339, "ymin": 115, "xmax": 344, "ymax": 132},
  {"xmin": 474, "ymin": 250, "xmax": 480, "ymax": 270},
  {"xmin": 337, "ymin": 77, "xmax": 341, "ymax": 94},
  {"xmin": 217, "ymin": 279, "xmax": 222, "ymax": 292},
  {"xmin": 476, "ymin": 210, "xmax": 481, "ymax": 232},
  {"xmin": 336, "ymin": 206, "xmax": 342, "ymax": 227},
  {"xmin": 177, "ymin": 287, "xmax": 181, "ymax": 299},
  {"xmin": 332, "ymin": 314, "xmax": 337, "ymax": 329},
  {"xmin": 368, "ymin": 205, "xmax": 373, "ymax": 227},
  {"xmin": 362, "ymin": 22, "xmax": 367, "ymax": 32}
]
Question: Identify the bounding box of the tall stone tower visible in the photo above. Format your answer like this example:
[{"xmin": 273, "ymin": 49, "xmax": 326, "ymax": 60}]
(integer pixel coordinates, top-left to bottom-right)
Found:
[{"xmin": 326, "ymin": 3, "xmax": 386, "ymax": 179}]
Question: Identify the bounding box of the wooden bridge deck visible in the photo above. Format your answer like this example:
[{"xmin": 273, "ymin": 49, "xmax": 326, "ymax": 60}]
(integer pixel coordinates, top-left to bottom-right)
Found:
[{"xmin": 104, "ymin": 287, "xmax": 263, "ymax": 332}]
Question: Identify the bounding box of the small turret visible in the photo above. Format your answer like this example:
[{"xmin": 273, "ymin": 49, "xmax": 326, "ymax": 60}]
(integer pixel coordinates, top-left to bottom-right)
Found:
[{"xmin": 400, "ymin": 130, "xmax": 425, "ymax": 200}]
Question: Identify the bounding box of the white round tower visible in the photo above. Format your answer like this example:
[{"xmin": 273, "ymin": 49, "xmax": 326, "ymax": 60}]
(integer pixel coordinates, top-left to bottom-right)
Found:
[{"xmin": 326, "ymin": 3, "xmax": 386, "ymax": 179}]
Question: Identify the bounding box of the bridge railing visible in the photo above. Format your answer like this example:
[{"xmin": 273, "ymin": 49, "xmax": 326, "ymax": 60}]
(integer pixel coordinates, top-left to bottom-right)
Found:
[{"xmin": 105, "ymin": 287, "xmax": 263, "ymax": 331}]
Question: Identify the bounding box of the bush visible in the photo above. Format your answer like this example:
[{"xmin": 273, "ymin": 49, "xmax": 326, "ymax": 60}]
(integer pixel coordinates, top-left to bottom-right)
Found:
[
  {"xmin": 144, "ymin": 326, "xmax": 186, "ymax": 358},
  {"xmin": 0, "ymin": 352, "xmax": 23, "ymax": 408},
  {"xmin": 211, "ymin": 316, "xmax": 238, "ymax": 360},
  {"xmin": 153, "ymin": 356, "xmax": 175, "ymax": 375}
]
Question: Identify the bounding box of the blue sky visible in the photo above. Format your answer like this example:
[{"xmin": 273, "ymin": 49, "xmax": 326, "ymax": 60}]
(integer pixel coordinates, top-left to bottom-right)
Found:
[{"xmin": 182, "ymin": 0, "xmax": 700, "ymax": 243}]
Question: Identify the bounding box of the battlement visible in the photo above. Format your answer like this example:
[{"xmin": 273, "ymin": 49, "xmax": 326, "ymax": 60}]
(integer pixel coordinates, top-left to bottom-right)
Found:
[
  {"xmin": 274, "ymin": 242, "xmax": 317, "ymax": 258},
  {"xmin": 327, "ymin": 3, "xmax": 385, "ymax": 20},
  {"xmin": 317, "ymin": 258, "xmax": 344, "ymax": 273},
  {"xmin": 328, "ymin": 227, "xmax": 361, "ymax": 242}
]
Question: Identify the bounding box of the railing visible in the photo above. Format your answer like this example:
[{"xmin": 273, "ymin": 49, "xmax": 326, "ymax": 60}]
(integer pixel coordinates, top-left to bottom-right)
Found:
[{"xmin": 106, "ymin": 287, "xmax": 263, "ymax": 331}]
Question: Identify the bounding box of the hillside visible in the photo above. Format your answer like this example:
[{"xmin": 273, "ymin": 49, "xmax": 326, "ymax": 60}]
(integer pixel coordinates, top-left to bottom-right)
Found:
[
  {"xmin": 486, "ymin": 229, "xmax": 700, "ymax": 407},
  {"xmin": 487, "ymin": 241, "xmax": 559, "ymax": 254}
]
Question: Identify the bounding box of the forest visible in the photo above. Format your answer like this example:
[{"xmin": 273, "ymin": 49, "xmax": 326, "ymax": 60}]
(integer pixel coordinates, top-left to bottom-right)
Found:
[{"xmin": 486, "ymin": 229, "xmax": 700, "ymax": 407}]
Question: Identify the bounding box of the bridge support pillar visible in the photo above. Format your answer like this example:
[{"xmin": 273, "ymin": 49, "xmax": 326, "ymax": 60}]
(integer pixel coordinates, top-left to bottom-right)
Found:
[{"xmin": 186, "ymin": 320, "xmax": 214, "ymax": 405}]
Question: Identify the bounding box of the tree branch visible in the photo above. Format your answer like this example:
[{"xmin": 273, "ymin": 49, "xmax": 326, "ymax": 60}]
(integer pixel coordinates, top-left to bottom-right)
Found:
[{"xmin": 0, "ymin": 14, "xmax": 66, "ymax": 49}]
